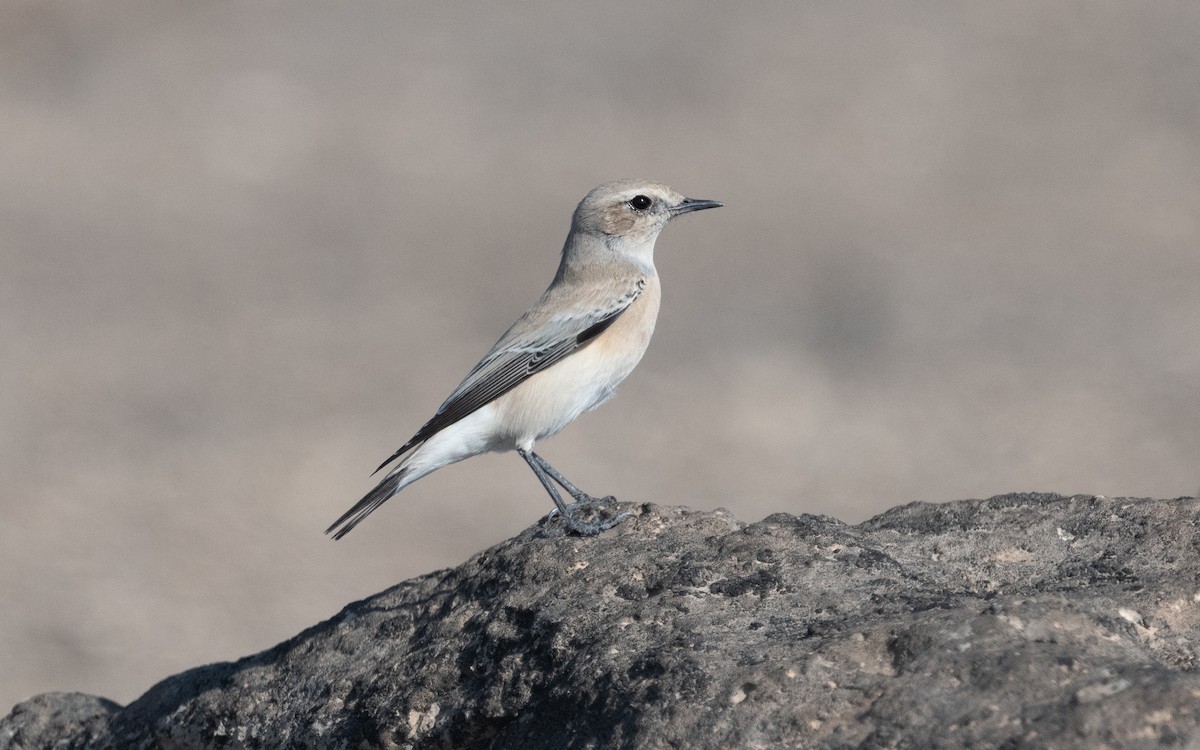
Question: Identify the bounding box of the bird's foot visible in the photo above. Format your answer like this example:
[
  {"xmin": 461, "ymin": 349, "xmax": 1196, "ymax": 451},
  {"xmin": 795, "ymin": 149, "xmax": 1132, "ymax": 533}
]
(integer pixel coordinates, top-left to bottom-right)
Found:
[
  {"xmin": 571, "ymin": 493, "xmax": 618, "ymax": 508},
  {"xmin": 545, "ymin": 496, "xmax": 630, "ymax": 536}
]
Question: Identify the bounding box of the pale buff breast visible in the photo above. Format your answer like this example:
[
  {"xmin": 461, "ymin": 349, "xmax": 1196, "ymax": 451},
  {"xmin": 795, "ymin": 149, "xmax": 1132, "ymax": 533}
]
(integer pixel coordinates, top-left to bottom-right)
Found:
[{"xmin": 494, "ymin": 276, "xmax": 662, "ymax": 446}]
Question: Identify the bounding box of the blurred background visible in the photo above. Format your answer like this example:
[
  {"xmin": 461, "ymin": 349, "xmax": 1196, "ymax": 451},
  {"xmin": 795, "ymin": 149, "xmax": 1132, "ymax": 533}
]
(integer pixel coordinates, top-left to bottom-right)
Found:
[{"xmin": 2, "ymin": 0, "xmax": 1198, "ymax": 711}]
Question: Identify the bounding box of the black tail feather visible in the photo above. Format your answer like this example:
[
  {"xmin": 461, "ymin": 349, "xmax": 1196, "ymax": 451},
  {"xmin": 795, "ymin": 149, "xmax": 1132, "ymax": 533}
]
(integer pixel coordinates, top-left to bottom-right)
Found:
[{"xmin": 326, "ymin": 469, "xmax": 408, "ymax": 540}]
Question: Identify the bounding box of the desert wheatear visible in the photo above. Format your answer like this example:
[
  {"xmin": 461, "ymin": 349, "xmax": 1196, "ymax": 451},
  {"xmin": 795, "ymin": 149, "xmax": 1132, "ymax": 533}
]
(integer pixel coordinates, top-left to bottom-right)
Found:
[{"xmin": 326, "ymin": 180, "xmax": 721, "ymax": 538}]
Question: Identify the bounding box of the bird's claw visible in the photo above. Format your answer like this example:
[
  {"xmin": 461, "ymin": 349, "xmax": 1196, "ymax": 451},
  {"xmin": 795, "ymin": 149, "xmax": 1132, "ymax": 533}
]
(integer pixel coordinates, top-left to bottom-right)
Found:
[
  {"xmin": 572, "ymin": 493, "xmax": 618, "ymax": 507},
  {"xmin": 544, "ymin": 499, "xmax": 630, "ymax": 536}
]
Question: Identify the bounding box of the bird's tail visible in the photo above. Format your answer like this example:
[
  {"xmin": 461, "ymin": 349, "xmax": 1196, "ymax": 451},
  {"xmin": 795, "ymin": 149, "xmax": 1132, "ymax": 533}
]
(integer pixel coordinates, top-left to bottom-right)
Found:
[{"xmin": 325, "ymin": 465, "xmax": 414, "ymax": 540}]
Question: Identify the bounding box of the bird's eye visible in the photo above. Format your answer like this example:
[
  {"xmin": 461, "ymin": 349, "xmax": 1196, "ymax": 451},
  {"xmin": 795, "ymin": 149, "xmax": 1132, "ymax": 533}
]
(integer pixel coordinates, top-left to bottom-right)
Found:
[{"xmin": 628, "ymin": 195, "xmax": 652, "ymax": 211}]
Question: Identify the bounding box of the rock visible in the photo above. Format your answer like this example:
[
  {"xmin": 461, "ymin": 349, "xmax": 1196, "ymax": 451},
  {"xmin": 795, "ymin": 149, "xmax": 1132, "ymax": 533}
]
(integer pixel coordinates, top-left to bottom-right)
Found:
[
  {"xmin": 0, "ymin": 693, "xmax": 119, "ymax": 750},
  {"xmin": 4, "ymin": 493, "xmax": 1199, "ymax": 749}
]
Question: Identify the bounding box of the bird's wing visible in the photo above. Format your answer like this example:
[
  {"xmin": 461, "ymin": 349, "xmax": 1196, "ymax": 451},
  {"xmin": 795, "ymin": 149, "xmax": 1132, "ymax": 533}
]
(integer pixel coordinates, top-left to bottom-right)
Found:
[{"xmin": 372, "ymin": 275, "xmax": 647, "ymax": 474}]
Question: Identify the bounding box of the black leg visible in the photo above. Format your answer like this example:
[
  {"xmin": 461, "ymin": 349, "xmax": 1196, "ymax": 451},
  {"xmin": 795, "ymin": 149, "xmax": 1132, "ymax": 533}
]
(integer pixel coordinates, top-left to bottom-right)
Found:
[
  {"xmin": 529, "ymin": 451, "xmax": 616, "ymax": 506},
  {"xmin": 517, "ymin": 449, "xmax": 629, "ymax": 536},
  {"xmin": 517, "ymin": 448, "xmax": 571, "ymax": 517}
]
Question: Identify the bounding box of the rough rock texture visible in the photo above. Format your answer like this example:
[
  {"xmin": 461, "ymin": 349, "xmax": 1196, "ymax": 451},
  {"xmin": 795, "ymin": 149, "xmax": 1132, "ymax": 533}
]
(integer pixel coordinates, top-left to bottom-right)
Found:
[{"xmin": 4, "ymin": 493, "xmax": 1200, "ymax": 749}]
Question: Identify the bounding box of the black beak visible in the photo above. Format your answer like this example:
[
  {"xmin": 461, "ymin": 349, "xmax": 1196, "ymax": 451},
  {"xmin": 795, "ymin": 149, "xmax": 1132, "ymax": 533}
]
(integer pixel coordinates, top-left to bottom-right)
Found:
[{"xmin": 670, "ymin": 197, "xmax": 724, "ymax": 216}]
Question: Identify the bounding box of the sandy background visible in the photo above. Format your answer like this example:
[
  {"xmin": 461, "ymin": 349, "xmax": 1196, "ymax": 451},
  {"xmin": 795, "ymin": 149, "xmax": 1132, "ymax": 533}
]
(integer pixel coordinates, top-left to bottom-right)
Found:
[{"xmin": 3, "ymin": 1, "xmax": 1198, "ymax": 711}]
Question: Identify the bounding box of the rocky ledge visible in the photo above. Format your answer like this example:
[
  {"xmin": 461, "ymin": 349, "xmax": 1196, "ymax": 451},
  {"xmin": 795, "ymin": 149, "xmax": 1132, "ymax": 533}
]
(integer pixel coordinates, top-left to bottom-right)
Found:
[{"xmin": 3, "ymin": 493, "xmax": 1199, "ymax": 749}]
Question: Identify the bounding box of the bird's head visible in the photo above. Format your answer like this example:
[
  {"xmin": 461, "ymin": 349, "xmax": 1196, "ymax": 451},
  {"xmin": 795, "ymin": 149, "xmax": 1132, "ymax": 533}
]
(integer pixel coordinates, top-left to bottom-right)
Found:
[{"xmin": 571, "ymin": 180, "xmax": 722, "ymax": 245}]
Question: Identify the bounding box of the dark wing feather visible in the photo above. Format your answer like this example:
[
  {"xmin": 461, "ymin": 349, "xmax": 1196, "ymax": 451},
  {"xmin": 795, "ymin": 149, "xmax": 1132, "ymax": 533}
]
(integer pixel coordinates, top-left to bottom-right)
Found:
[{"xmin": 371, "ymin": 279, "xmax": 645, "ymax": 475}]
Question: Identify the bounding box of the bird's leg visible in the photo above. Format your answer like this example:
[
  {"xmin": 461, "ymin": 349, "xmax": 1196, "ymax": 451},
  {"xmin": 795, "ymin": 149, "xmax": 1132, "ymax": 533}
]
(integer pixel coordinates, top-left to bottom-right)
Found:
[
  {"xmin": 529, "ymin": 451, "xmax": 617, "ymax": 506},
  {"xmin": 518, "ymin": 449, "xmax": 629, "ymax": 535},
  {"xmin": 517, "ymin": 448, "xmax": 572, "ymax": 517}
]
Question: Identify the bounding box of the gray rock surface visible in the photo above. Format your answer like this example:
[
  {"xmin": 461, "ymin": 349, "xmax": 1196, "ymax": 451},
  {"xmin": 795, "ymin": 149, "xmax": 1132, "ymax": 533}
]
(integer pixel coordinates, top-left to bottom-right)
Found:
[{"xmin": 4, "ymin": 493, "xmax": 1199, "ymax": 749}]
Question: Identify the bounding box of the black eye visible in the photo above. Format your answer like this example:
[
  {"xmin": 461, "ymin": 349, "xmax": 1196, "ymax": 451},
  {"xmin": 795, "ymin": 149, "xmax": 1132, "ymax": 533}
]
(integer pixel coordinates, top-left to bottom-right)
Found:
[{"xmin": 629, "ymin": 195, "xmax": 652, "ymax": 211}]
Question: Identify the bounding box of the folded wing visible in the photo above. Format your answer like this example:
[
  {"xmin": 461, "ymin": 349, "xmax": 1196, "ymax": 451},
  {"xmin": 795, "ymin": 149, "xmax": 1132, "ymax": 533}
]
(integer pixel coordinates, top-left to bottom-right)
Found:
[{"xmin": 372, "ymin": 276, "xmax": 647, "ymax": 475}]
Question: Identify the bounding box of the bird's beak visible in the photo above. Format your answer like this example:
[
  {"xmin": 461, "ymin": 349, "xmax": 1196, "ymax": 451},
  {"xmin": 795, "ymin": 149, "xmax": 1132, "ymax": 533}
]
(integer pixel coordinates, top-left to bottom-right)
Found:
[{"xmin": 670, "ymin": 197, "xmax": 724, "ymax": 216}]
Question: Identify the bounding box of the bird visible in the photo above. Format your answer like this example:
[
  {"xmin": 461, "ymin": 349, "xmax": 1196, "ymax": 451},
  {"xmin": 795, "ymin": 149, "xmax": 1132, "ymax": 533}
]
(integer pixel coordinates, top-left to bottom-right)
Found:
[{"xmin": 326, "ymin": 180, "xmax": 722, "ymax": 539}]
